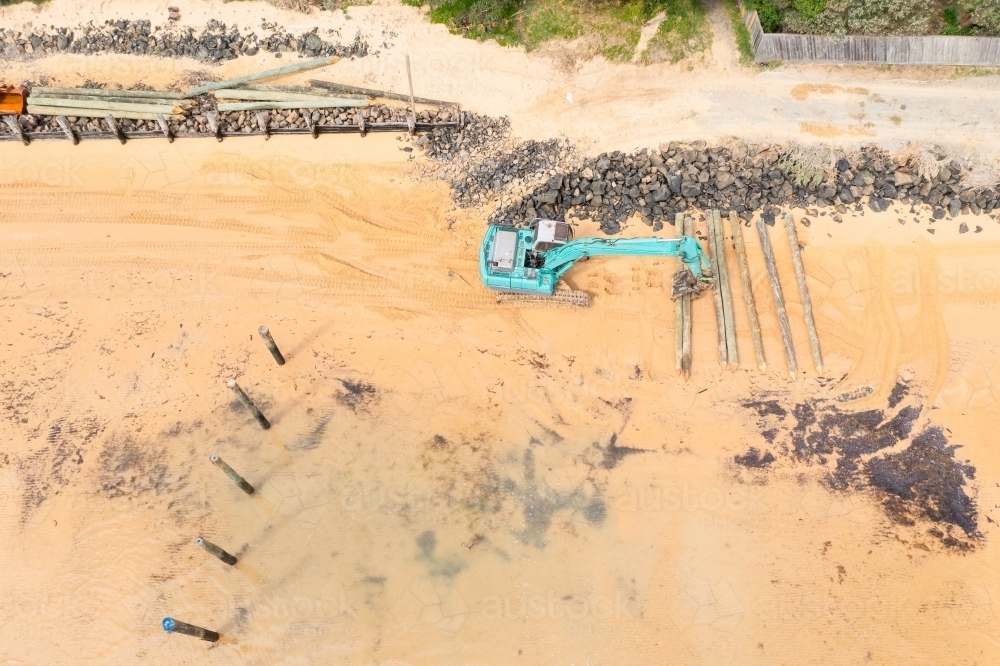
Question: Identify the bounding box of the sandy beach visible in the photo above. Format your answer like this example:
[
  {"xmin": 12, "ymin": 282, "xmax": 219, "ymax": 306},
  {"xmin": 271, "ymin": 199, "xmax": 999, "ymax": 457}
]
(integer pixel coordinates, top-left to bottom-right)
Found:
[
  {"xmin": 0, "ymin": 133, "xmax": 998, "ymax": 664},
  {"xmin": 2, "ymin": 2, "xmax": 1000, "ymax": 664}
]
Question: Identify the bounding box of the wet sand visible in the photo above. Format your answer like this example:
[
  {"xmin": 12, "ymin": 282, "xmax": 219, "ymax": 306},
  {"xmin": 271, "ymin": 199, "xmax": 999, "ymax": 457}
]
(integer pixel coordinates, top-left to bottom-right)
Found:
[{"xmin": 2, "ymin": 136, "xmax": 1000, "ymax": 665}]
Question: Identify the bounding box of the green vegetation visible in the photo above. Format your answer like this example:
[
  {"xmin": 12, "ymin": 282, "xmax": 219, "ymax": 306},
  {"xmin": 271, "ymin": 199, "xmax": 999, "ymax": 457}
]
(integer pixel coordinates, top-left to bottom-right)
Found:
[
  {"xmin": 744, "ymin": 0, "xmax": 1000, "ymax": 36},
  {"xmin": 722, "ymin": 0, "xmax": 756, "ymax": 64},
  {"xmin": 792, "ymin": 0, "xmax": 825, "ymax": 19},
  {"xmin": 969, "ymin": 0, "xmax": 1000, "ymax": 33},
  {"xmin": 642, "ymin": 0, "xmax": 712, "ymax": 64},
  {"xmin": 407, "ymin": 0, "xmax": 710, "ymax": 63},
  {"xmin": 745, "ymin": 0, "xmax": 782, "ymax": 32}
]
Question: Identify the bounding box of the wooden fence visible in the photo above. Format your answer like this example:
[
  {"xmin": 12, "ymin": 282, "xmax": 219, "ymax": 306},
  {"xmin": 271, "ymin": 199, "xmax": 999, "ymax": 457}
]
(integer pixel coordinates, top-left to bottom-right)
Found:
[{"xmin": 736, "ymin": 1, "xmax": 1000, "ymax": 65}]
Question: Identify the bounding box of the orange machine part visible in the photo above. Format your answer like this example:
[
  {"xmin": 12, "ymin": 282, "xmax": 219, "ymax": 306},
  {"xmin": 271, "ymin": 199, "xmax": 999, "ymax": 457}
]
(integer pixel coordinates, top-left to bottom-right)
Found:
[{"xmin": 0, "ymin": 86, "xmax": 26, "ymax": 115}]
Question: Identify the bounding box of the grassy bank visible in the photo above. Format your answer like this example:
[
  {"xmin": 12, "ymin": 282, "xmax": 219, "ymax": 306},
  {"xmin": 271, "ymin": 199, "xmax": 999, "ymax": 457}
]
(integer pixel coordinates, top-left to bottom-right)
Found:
[
  {"xmin": 722, "ymin": 0, "xmax": 755, "ymax": 63},
  {"xmin": 406, "ymin": 0, "xmax": 710, "ymax": 63}
]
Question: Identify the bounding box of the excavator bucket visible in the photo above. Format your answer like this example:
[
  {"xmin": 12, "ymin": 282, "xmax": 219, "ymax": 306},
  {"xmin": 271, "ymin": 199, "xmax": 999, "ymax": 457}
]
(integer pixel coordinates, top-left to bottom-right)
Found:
[
  {"xmin": 670, "ymin": 267, "xmax": 713, "ymax": 300},
  {"xmin": 0, "ymin": 86, "xmax": 25, "ymax": 115}
]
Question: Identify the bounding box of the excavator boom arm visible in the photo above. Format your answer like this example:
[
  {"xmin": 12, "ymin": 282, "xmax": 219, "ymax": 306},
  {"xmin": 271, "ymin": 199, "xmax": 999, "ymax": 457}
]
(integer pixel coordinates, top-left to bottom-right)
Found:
[{"xmin": 543, "ymin": 236, "xmax": 710, "ymax": 283}]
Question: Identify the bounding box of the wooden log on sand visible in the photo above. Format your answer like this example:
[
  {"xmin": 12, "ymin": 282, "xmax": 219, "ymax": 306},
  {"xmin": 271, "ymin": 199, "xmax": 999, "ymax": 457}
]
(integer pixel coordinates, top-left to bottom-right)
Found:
[
  {"xmin": 310, "ymin": 79, "xmax": 459, "ymax": 108},
  {"xmin": 674, "ymin": 212, "xmax": 685, "ymax": 374},
  {"xmin": 729, "ymin": 212, "xmax": 766, "ymax": 373},
  {"xmin": 27, "ymin": 97, "xmax": 185, "ymax": 115},
  {"xmin": 704, "ymin": 212, "xmax": 728, "ymax": 368},
  {"xmin": 213, "ymin": 89, "xmax": 362, "ymax": 103},
  {"xmin": 27, "ymin": 105, "xmax": 184, "ymax": 121},
  {"xmin": 713, "ymin": 209, "xmax": 738, "ymax": 369},
  {"xmin": 31, "ymin": 87, "xmax": 187, "ymax": 99},
  {"xmin": 682, "ymin": 216, "xmax": 694, "ymax": 377},
  {"xmin": 185, "ymin": 56, "xmax": 340, "ymax": 97},
  {"xmin": 241, "ymin": 84, "xmax": 368, "ymax": 100},
  {"xmin": 30, "ymin": 93, "xmax": 192, "ymax": 108},
  {"xmin": 783, "ymin": 213, "xmax": 824, "ymax": 374},
  {"xmin": 756, "ymin": 218, "xmax": 798, "ymax": 380},
  {"xmin": 217, "ymin": 100, "xmax": 366, "ymax": 112}
]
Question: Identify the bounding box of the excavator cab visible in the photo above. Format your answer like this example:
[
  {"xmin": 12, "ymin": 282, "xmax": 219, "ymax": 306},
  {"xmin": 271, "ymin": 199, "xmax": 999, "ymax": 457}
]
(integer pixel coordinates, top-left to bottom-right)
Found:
[
  {"xmin": 527, "ymin": 218, "xmax": 574, "ymax": 252},
  {"xmin": 524, "ymin": 218, "xmax": 574, "ymax": 269}
]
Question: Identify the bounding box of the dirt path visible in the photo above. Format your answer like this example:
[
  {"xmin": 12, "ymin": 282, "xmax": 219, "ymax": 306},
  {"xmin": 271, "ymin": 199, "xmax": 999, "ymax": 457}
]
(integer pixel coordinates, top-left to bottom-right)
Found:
[{"xmin": 705, "ymin": 0, "xmax": 739, "ymax": 73}]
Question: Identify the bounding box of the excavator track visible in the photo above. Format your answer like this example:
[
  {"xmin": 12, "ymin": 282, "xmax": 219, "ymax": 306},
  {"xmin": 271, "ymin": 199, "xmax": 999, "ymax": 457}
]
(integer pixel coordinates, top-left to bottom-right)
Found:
[{"xmin": 496, "ymin": 289, "xmax": 591, "ymax": 308}]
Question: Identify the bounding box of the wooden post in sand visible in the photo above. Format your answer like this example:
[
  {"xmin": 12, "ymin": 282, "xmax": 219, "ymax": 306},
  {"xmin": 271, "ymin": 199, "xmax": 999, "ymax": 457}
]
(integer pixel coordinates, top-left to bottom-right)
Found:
[
  {"xmin": 3, "ymin": 115, "xmax": 28, "ymax": 145},
  {"xmin": 104, "ymin": 114, "xmax": 126, "ymax": 144},
  {"xmin": 195, "ymin": 536, "xmax": 238, "ymax": 566},
  {"xmin": 783, "ymin": 213, "xmax": 823, "ymax": 373},
  {"xmin": 256, "ymin": 111, "xmax": 270, "ymax": 140},
  {"xmin": 258, "ymin": 326, "xmax": 286, "ymax": 366},
  {"xmin": 756, "ymin": 218, "xmax": 798, "ymax": 379},
  {"xmin": 406, "ymin": 55, "xmax": 416, "ymax": 136},
  {"xmin": 673, "ymin": 213, "xmax": 685, "ymax": 374},
  {"xmin": 704, "ymin": 212, "xmax": 727, "ymax": 368},
  {"xmin": 227, "ymin": 379, "xmax": 271, "ymax": 429},
  {"xmin": 681, "ymin": 216, "xmax": 694, "ymax": 377},
  {"xmin": 729, "ymin": 212, "xmax": 766, "ymax": 373},
  {"xmin": 55, "ymin": 115, "xmax": 78, "ymax": 145},
  {"xmin": 205, "ymin": 111, "xmax": 223, "ymax": 142},
  {"xmin": 712, "ymin": 209, "xmax": 738, "ymax": 368},
  {"xmin": 162, "ymin": 617, "xmax": 220, "ymax": 642},
  {"xmin": 155, "ymin": 113, "xmax": 174, "ymax": 143},
  {"xmin": 210, "ymin": 454, "xmax": 255, "ymax": 495}
]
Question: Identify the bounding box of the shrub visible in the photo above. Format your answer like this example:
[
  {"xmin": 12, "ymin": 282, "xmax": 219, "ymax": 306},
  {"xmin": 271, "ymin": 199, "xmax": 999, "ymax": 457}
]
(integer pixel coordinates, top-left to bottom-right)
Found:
[
  {"xmin": 746, "ymin": 0, "xmax": 783, "ymax": 31},
  {"xmin": 793, "ymin": 0, "xmax": 827, "ymax": 19},
  {"xmin": 967, "ymin": 0, "xmax": 1000, "ymax": 33},
  {"xmin": 774, "ymin": 0, "xmax": 1000, "ymax": 36}
]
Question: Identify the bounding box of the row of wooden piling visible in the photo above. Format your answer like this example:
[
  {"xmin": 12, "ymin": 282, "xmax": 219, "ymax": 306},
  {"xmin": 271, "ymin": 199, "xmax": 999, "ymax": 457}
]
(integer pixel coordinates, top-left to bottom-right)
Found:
[
  {"xmin": 162, "ymin": 327, "xmax": 287, "ymax": 644},
  {"xmin": 2, "ymin": 55, "xmax": 462, "ymax": 145},
  {"xmin": 676, "ymin": 210, "xmax": 823, "ymax": 380}
]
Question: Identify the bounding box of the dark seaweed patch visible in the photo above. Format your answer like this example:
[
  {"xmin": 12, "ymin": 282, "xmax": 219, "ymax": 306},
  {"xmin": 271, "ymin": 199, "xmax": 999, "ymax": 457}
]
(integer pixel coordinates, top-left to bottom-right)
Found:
[
  {"xmin": 744, "ymin": 399, "xmax": 788, "ymax": 419},
  {"xmin": 741, "ymin": 383, "xmax": 979, "ymax": 549},
  {"xmin": 734, "ymin": 447, "xmax": 776, "ymax": 468},
  {"xmin": 416, "ymin": 531, "xmax": 436, "ymax": 556},
  {"xmin": 601, "ymin": 433, "xmax": 647, "ymax": 470},
  {"xmin": 583, "ymin": 496, "xmax": 607, "ymax": 524},
  {"xmin": 867, "ymin": 427, "xmax": 977, "ymax": 539},
  {"xmin": 336, "ymin": 379, "xmax": 377, "ymax": 412},
  {"xmin": 290, "ymin": 412, "xmax": 332, "ymax": 451},
  {"xmin": 96, "ymin": 434, "xmax": 171, "ymax": 499},
  {"xmin": 887, "ymin": 379, "xmax": 910, "ymax": 409},
  {"xmin": 20, "ymin": 416, "xmax": 103, "ymax": 520}
]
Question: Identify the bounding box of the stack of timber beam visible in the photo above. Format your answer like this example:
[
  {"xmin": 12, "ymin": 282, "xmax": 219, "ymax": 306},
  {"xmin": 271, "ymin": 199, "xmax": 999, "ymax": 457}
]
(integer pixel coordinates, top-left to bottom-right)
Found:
[{"xmin": 27, "ymin": 87, "xmax": 191, "ymax": 121}]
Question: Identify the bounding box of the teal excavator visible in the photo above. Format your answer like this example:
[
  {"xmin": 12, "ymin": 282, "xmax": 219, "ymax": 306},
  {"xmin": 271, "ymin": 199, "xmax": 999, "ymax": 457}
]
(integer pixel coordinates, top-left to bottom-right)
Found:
[{"xmin": 479, "ymin": 219, "xmax": 712, "ymax": 305}]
